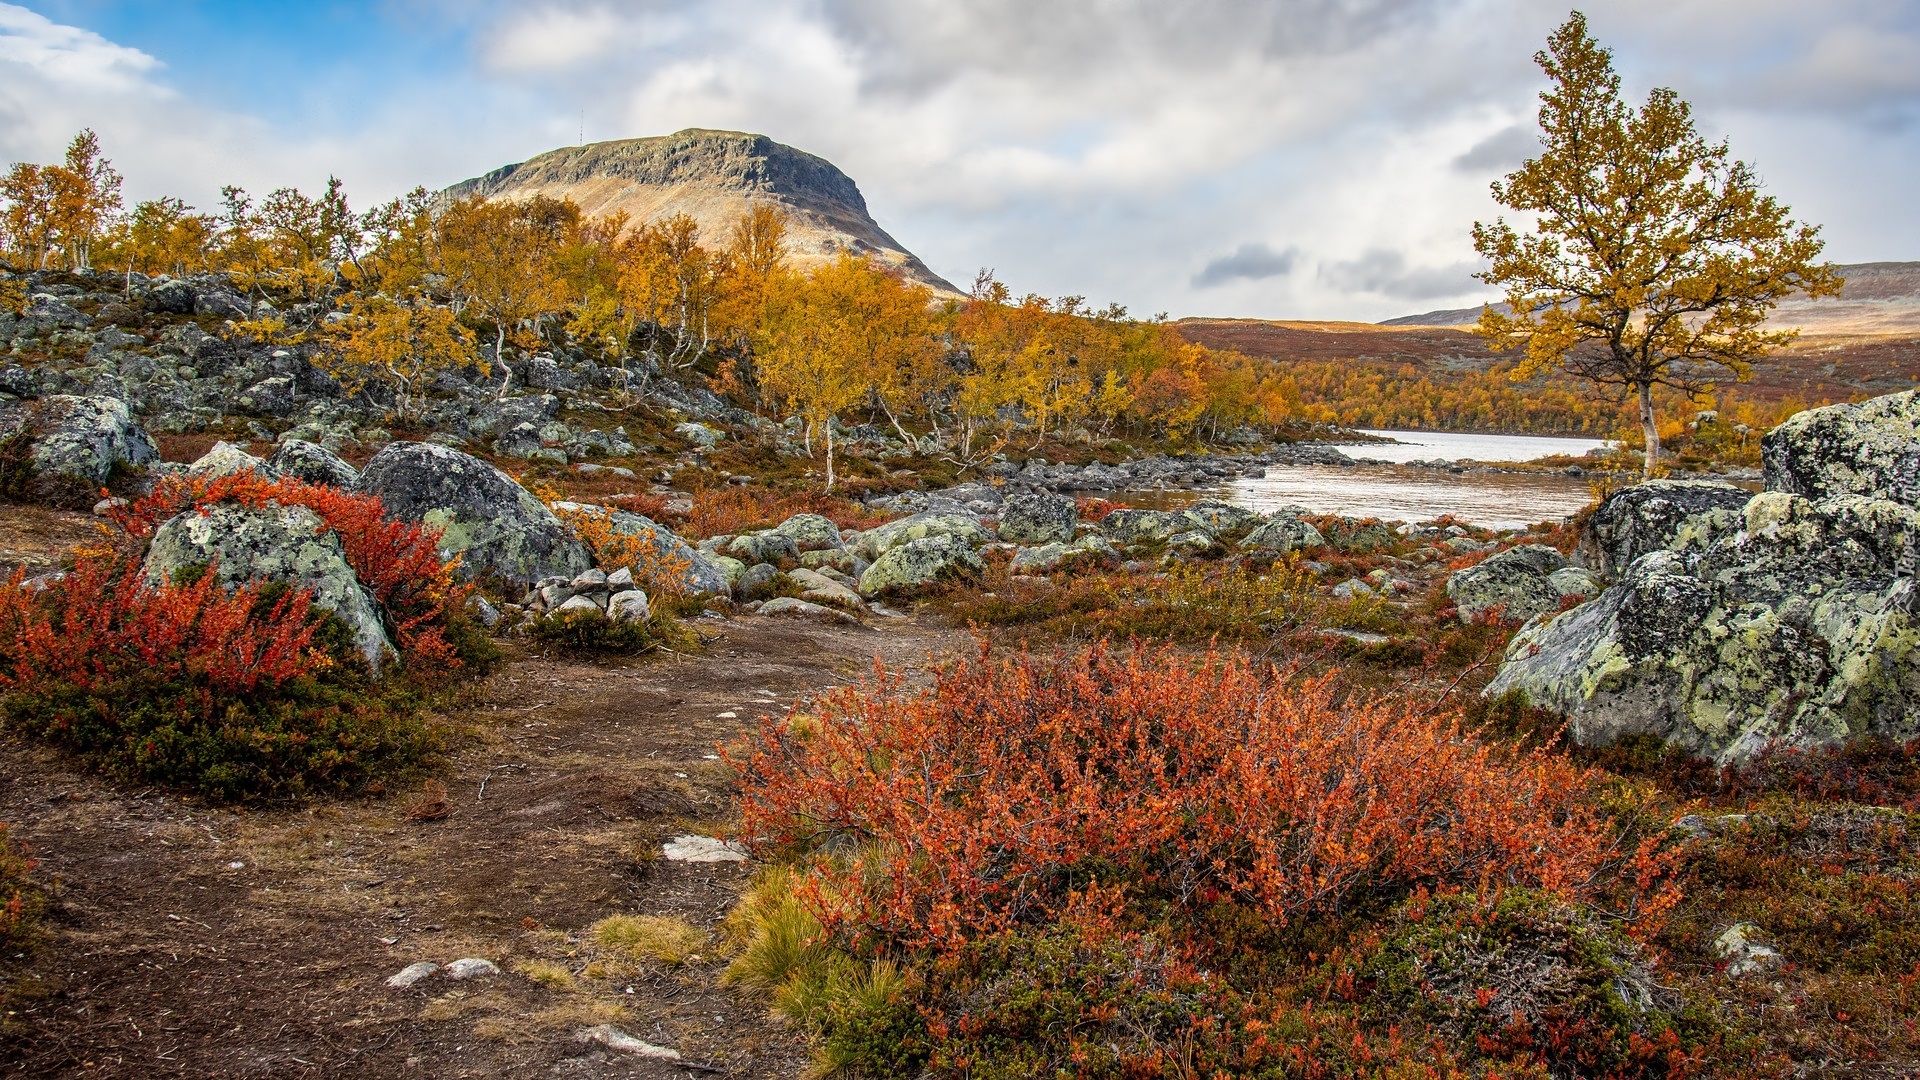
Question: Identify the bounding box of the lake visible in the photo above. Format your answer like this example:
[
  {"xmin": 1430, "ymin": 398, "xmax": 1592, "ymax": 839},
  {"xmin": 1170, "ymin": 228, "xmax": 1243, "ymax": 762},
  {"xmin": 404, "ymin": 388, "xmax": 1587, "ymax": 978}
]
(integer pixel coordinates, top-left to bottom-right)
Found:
[{"xmin": 1149, "ymin": 429, "xmax": 1611, "ymax": 530}]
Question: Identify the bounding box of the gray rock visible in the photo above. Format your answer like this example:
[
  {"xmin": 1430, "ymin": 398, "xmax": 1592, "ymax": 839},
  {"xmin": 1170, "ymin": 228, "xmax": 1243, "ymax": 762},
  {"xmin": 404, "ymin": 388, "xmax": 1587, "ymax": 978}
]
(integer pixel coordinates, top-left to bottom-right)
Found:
[
  {"xmin": 194, "ymin": 289, "xmax": 250, "ymax": 320},
  {"xmin": 266, "ymin": 439, "xmax": 359, "ymax": 488},
  {"xmin": 442, "ymin": 958, "xmax": 500, "ymax": 980},
  {"xmin": 736, "ymin": 562, "xmax": 780, "ymax": 600},
  {"xmin": 1100, "ymin": 509, "xmax": 1191, "ymax": 544},
  {"xmin": 385, "ymin": 962, "xmax": 438, "ymax": 988},
  {"xmin": 1331, "ymin": 578, "xmax": 1377, "ymax": 600},
  {"xmin": 19, "ymin": 294, "xmax": 90, "ymax": 333},
  {"xmin": 998, "ymin": 490, "xmax": 1077, "ymax": 545},
  {"xmin": 607, "ymin": 589, "xmax": 651, "ymax": 623},
  {"xmin": 187, "ymin": 440, "xmax": 272, "ymax": 480},
  {"xmin": 1009, "ymin": 542, "xmax": 1073, "ymax": 574},
  {"xmin": 772, "ymin": 512, "xmax": 844, "ymax": 551},
  {"xmin": 0, "ymin": 394, "xmax": 158, "ymax": 505},
  {"xmin": 144, "ymin": 501, "xmax": 391, "ymax": 669},
  {"xmin": 145, "ymin": 279, "xmax": 197, "ymax": 316},
  {"xmin": 1445, "ymin": 544, "xmax": 1570, "ymax": 624},
  {"xmin": 237, "ymin": 376, "xmax": 297, "ymax": 418},
  {"xmin": 1239, "ymin": 515, "xmax": 1326, "ymax": 554},
  {"xmin": 673, "ymin": 421, "xmax": 724, "ymax": 448},
  {"xmin": 1712, "ymin": 924, "xmax": 1782, "ymax": 979},
  {"xmin": 757, "ymin": 596, "xmax": 859, "ymax": 625},
  {"xmin": 469, "ymin": 595, "xmax": 503, "ymax": 628},
  {"xmin": 709, "ymin": 554, "xmax": 748, "ymax": 588},
  {"xmin": 850, "ymin": 511, "xmax": 989, "ymax": 561},
  {"xmin": 1486, "ymin": 492, "xmax": 1920, "ymax": 762},
  {"xmin": 1182, "ymin": 499, "xmax": 1262, "ymax": 534},
  {"xmin": 1581, "ymin": 479, "xmax": 1753, "ymax": 577},
  {"xmin": 727, "ymin": 531, "xmax": 801, "ymax": 566},
  {"xmin": 859, "ymin": 533, "xmax": 984, "ymax": 595},
  {"xmin": 554, "ymin": 594, "xmax": 601, "ymax": 615},
  {"xmin": 575, "ymin": 1025, "xmax": 682, "ymax": 1060},
  {"xmin": 1548, "ymin": 565, "xmax": 1602, "ymax": 599},
  {"xmin": 606, "ymin": 566, "xmax": 634, "ymax": 589},
  {"xmin": 1763, "ymin": 388, "xmax": 1920, "ymax": 506},
  {"xmin": 785, "ymin": 567, "xmax": 867, "ymax": 611},
  {"xmin": 799, "ymin": 548, "xmax": 861, "ymax": 574},
  {"xmin": 1165, "ymin": 529, "xmax": 1220, "ymax": 556},
  {"xmin": 356, "ymin": 441, "xmax": 592, "ymax": 588}
]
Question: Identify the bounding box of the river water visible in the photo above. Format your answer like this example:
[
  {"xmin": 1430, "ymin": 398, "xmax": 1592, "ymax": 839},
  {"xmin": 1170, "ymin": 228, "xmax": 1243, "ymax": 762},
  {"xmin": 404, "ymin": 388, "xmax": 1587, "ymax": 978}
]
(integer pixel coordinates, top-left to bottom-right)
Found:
[{"xmin": 1154, "ymin": 429, "xmax": 1612, "ymax": 530}]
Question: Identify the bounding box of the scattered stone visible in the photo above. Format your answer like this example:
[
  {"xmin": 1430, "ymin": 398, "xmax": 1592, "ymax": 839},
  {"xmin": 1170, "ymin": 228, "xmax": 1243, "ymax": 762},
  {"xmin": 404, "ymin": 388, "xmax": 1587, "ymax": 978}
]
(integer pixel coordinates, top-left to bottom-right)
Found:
[
  {"xmin": 727, "ymin": 531, "xmax": 801, "ymax": 565},
  {"xmin": 575, "ymin": 1024, "xmax": 682, "ymax": 1060},
  {"xmin": 1332, "ymin": 578, "xmax": 1377, "ymax": 600},
  {"xmin": 606, "ymin": 589, "xmax": 651, "ymax": 623},
  {"xmin": 554, "ymin": 594, "xmax": 600, "ymax": 615},
  {"xmin": 266, "ymin": 438, "xmax": 359, "ymax": 488},
  {"xmin": 1445, "ymin": 544, "xmax": 1570, "ymax": 624},
  {"xmin": 661, "ymin": 835, "xmax": 748, "ymax": 863},
  {"xmin": 1100, "ymin": 509, "xmax": 1191, "ymax": 544},
  {"xmin": 1712, "ymin": 924, "xmax": 1782, "ymax": 979},
  {"xmin": 550, "ymin": 503, "xmax": 731, "ymax": 597},
  {"xmin": 384, "ymin": 962, "xmax": 439, "ymax": 988},
  {"xmin": 0, "ymin": 394, "xmax": 158, "ymax": 507},
  {"xmin": 785, "ymin": 567, "xmax": 867, "ymax": 612},
  {"xmin": 1239, "ymin": 515, "xmax": 1325, "ymax": 554},
  {"xmin": 186, "ymin": 440, "xmax": 271, "ymax": 480},
  {"xmin": 442, "ymin": 958, "xmax": 500, "ymax": 980},
  {"xmin": 672, "ymin": 422, "xmax": 724, "ymax": 448}
]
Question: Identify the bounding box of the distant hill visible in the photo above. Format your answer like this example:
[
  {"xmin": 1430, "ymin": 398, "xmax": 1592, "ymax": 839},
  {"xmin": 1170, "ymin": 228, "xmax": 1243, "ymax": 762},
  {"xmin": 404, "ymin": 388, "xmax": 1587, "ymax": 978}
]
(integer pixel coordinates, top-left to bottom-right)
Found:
[
  {"xmin": 1383, "ymin": 262, "xmax": 1920, "ymax": 335},
  {"xmin": 442, "ymin": 128, "xmax": 961, "ymax": 296}
]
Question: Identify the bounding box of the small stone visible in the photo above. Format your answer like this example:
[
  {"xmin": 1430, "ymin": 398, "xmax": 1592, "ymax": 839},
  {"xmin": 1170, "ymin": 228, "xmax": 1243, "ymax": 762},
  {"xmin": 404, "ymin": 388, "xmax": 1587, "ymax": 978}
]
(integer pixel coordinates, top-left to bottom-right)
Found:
[
  {"xmin": 1713, "ymin": 923, "xmax": 1782, "ymax": 979},
  {"xmin": 607, "ymin": 589, "xmax": 651, "ymax": 623},
  {"xmin": 605, "ymin": 566, "xmax": 634, "ymax": 589},
  {"xmin": 570, "ymin": 568, "xmax": 608, "ymax": 589},
  {"xmin": 661, "ymin": 835, "xmax": 748, "ymax": 863},
  {"xmin": 757, "ymin": 596, "xmax": 859, "ymax": 625},
  {"xmin": 385, "ymin": 961, "xmax": 439, "ymax": 988},
  {"xmin": 442, "ymin": 957, "xmax": 500, "ymax": 980},
  {"xmin": 554, "ymin": 594, "xmax": 601, "ymax": 614},
  {"xmin": 576, "ymin": 1024, "xmax": 681, "ymax": 1060}
]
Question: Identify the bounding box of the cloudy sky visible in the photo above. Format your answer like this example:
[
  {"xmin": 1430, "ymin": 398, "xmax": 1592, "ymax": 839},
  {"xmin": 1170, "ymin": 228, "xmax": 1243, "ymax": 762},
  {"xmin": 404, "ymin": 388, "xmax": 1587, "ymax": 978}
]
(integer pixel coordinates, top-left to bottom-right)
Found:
[{"xmin": 3, "ymin": 1, "xmax": 1916, "ymax": 321}]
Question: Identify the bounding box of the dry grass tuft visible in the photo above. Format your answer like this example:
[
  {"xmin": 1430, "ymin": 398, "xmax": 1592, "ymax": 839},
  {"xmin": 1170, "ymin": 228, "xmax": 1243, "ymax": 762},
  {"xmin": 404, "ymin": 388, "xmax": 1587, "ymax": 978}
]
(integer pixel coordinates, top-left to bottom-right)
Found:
[{"xmin": 592, "ymin": 913, "xmax": 707, "ymax": 965}]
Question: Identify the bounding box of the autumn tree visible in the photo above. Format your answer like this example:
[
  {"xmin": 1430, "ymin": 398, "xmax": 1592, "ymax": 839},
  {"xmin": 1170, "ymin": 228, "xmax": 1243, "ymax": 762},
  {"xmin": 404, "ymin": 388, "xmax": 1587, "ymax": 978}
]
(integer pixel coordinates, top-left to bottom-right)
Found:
[
  {"xmin": 113, "ymin": 197, "xmax": 216, "ymax": 277},
  {"xmin": 615, "ymin": 212, "xmax": 730, "ymax": 371},
  {"xmin": 437, "ymin": 195, "xmax": 570, "ymax": 396},
  {"xmin": 319, "ymin": 296, "xmax": 473, "ymax": 421},
  {"xmin": 1473, "ymin": 11, "xmax": 1840, "ymax": 477},
  {"xmin": 0, "ymin": 130, "xmax": 123, "ymax": 270}
]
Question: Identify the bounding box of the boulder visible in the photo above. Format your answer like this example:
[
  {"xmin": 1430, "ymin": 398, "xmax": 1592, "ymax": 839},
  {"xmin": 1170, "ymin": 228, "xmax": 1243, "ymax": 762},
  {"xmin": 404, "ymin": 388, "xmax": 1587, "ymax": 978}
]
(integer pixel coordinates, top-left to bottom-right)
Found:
[
  {"xmin": 785, "ymin": 567, "xmax": 867, "ymax": 612},
  {"xmin": 1486, "ymin": 492, "xmax": 1920, "ymax": 762},
  {"xmin": 736, "ymin": 562, "xmax": 780, "ymax": 599},
  {"xmin": 772, "ymin": 512, "xmax": 844, "ymax": 551},
  {"xmin": 1239, "ymin": 515, "xmax": 1326, "ymax": 554},
  {"xmin": 799, "ymin": 548, "xmax": 862, "ymax": 575},
  {"xmin": 0, "ymin": 394, "xmax": 158, "ymax": 506},
  {"xmin": 673, "ymin": 422, "xmax": 724, "ymax": 448},
  {"xmin": 267, "ymin": 439, "xmax": 359, "ymax": 488},
  {"xmin": 1445, "ymin": 544, "xmax": 1570, "ymax": 624},
  {"xmin": 607, "ymin": 589, "xmax": 651, "ymax": 623},
  {"xmin": 143, "ymin": 501, "xmax": 391, "ymax": 669},
  {"xmin": 756, "ymin": 596, "xmax": 858, "ymax": 625},
  {"xmin": 727, "ymin": 531, "xmax": 801, "ymax": 565},
  {"xmin": 550, "ymin": 502, "xmax": 732, "ymax": 597},
  {"xmin": 998, "ymin": 490, "xmax": 1076, "ymax": 545},
  {"xmin": 859, "ymin": 533, "xmax": 984, "ymax": 595},
  {"xmin": 1763, "ymin": 388, "xmax": 1920, "ymax": 506},
  {"xmin": 1580, "ymin": 479, "xmax": 1753, "ymax": 577},
  {"xmin": 187, "ymin": 440, "xmax": 272, "ymax": 480},
  {"xmin": 1100, "ymin": 509, "xmax": 1192, "ymax": 544},
  {"xmin": 356, "ymin": 441, "xmax": 592, "ymax": 588},
  {"xmin": 1181, "ymin": 500, "xmax": 1262, "ymax": 534},
  {"xmin": 849, "ymin": 511, "xmax": 989, "ymax": 561}
]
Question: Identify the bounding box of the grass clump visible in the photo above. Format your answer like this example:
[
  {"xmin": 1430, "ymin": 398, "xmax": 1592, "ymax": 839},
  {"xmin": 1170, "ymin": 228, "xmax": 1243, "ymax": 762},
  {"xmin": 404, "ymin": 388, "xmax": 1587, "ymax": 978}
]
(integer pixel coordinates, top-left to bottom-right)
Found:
[
  {"xmin": 526, "ymin": 607, "xmax": 698, "ymax": 658},
  {"xmin": 592, "ymin": 914, "xmax": 706, "ymax": 965}
]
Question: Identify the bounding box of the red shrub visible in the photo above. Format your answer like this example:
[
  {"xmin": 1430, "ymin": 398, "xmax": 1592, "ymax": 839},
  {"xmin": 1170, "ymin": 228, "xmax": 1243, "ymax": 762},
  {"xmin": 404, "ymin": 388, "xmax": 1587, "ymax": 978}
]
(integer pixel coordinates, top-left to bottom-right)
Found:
[
  {"xmin": 733, "ymin": 643, "xmax": 1677, "ymax": 954},
  {"xmin": 682, "ymin": 485, "xmax": 891, "ymax": 537},
  {"xmin": 1075, "ymin": 496, "xmax": 1129, "ymax": 520}
]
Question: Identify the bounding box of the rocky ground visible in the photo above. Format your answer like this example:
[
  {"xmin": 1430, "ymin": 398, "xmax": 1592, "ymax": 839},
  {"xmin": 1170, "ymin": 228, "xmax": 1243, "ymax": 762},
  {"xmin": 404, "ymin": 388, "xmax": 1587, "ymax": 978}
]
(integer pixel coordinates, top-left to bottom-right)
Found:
[{"xmin": 2, "ymin": 613, "xmax": 970, "ymax": 1078}]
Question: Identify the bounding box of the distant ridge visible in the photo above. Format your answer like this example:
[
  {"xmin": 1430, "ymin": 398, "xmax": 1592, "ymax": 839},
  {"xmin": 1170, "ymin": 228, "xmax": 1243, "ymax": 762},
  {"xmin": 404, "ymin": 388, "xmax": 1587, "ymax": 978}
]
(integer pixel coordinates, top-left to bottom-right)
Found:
[
  {"xmin": 1382, "ymin": 262, "xmax": 1920, "ymax": 335},
  {"xmin": 441, "ymin": 128, "xmax": 961, "ymax": 296}
]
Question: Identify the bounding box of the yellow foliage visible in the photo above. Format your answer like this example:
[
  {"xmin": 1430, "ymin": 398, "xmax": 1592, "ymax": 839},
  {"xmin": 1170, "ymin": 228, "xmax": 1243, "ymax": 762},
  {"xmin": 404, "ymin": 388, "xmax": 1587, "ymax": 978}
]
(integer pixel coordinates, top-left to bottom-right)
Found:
[
  {"xmin": 551, "ymin": 503, "xmax": 693, "ymax": 597},
  {"xmin": 317, "ymin": 296, "xmax": 474, "ymax": 420}
]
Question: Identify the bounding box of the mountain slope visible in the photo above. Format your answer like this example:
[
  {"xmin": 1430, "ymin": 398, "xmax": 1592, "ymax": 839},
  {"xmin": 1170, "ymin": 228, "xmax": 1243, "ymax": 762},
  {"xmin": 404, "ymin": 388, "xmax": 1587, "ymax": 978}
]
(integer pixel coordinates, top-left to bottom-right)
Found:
[
  {"xmin": 1382, "ymin": 262, "xmax": 1920, "ymax": 335},
  {"xmin": 442, "ymin": 128, "xmax": 961, "ymax": 296}
]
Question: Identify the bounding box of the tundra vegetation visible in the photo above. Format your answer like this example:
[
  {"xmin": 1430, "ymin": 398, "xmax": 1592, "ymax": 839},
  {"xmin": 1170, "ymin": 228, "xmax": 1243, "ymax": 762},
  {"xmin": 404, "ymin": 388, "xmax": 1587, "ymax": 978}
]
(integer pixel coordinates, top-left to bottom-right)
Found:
[{"xmin": 0, "ymin": 11, "xmax": 1914, "ymax": 1080}]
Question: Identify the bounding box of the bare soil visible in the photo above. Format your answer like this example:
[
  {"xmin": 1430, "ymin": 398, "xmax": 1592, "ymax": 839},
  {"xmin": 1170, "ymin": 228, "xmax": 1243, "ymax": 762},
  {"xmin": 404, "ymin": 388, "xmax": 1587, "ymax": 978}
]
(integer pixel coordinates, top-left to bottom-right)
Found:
[{"xmin": 1, "ymin": 613, "xmax": 971, "ymax": 1078}]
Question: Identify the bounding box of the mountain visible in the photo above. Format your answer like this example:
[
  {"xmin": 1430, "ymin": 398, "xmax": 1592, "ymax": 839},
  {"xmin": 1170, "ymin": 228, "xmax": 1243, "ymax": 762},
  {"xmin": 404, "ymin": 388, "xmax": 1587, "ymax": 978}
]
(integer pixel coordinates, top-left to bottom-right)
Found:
[
  {"xmin": 442, "ymin": 128, "xmax": 961, "ymax": 296},
  {"xmin": 1382, "ymin": 262, "xmax": 1920, "ymax": 335}
]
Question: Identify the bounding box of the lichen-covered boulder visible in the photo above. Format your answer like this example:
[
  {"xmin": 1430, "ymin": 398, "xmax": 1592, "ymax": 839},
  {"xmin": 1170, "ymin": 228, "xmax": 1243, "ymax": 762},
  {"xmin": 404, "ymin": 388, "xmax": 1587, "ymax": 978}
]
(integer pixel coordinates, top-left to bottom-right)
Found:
[
  {"xmin": 1763, "ymin": 388, "xmax": 1920, "ymax": 506},
  {"xmin": 727, "ymin": 531, "xmax": 802, "ymax": 566},
  {"xmin": 1239, "ymin": 515, "xmax": 1326, "ymax": 554},
  {"xmin": 1487, "ymin": 492, "xmax": 1920, "ymax": 762},
  {"xmin": 1182, "ymin": 500, "xmax": 1262, "ymax": 535},
  {"xmin": 356, "ymin": 441, "xmax": 591, "ymax": 588},
  {"xmin": 772, "ymin": 513, "xmax": 844, "ymax": 551},
  {"xmin": 998, "ymin": 491, "xmax": 1077, "ymax": 545},
  {"xmin": 552, "ymin": 502, "xmax": 731, "ymax": 597},
  {"xmin": 849, "ymin": 512, "xmax": 989, "ymax": 561},
  {"xmin": 1446, "ymin": 544, "xmax": 1570, "ymax": 624},
  {"xmin": 673, "ymin": 422, "xmax": 724, "ymax": 448},
  {"xmin": 1008, "ymin": 535, "xmax": 1120, "ymax": 575},
  {"xmin": 267, "ymin": 439, "xmax": 359, "ymax": 488},
  {"xmin": 187, "ymin": 440, "xmax": 272, "ymax": 480},
  {"xmin": 1579, "ymin": 479, "xmax": 1752, "ymax": 577},
  {"xmin": 143, "ymin": 501, "xmax": 391, "ymax": 669},
  {"xmin": 859, "ymin": 533, "xmax": 984, "ymax": 595},
  {"xmin": 0, "ymin": 394, "xmax": 158, "ymax": 506},
  {"xmin": 785, "ymin": 567, "xmax": 867, "ymax": 612},
  {"xmin": 1100, "ymin": 509, "xmax": 1192, "ymax": 544}
]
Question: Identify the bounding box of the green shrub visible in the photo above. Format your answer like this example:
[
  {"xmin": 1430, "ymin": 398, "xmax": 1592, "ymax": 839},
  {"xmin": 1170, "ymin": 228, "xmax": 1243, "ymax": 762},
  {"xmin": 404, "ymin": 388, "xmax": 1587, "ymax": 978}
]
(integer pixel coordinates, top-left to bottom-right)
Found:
[{"xmin": 526, "ymin": 607, "xmax": 696, "ymax": 657}]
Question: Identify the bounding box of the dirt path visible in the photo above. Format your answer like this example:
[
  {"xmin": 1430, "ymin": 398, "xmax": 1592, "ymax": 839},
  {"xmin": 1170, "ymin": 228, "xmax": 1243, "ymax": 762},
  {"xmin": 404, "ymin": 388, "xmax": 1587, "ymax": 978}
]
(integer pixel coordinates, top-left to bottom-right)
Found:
[{"xmin": 2, "ymin": 613, "xmax": 972, "ymax": 1079}]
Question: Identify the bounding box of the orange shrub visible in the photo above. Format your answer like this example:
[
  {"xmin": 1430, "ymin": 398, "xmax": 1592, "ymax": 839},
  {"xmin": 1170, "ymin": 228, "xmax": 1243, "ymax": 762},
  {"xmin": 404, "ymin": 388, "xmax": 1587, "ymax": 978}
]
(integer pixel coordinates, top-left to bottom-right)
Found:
[
  {"xmin": 551, "ymin": 503, "xmax": 693, "ymax": 597},
  {"xmin": 682, "ymin": 485, "xmax": 890, "ymax": 538},
  {"xmin": 733, "ymin": 643, "xmax": 1678, "ymax": 955}
]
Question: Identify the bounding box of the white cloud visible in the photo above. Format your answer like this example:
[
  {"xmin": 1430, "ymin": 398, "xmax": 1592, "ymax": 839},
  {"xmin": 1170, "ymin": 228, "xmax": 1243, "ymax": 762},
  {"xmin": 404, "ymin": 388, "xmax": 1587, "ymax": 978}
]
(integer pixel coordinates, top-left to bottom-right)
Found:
[{"xmin": 0, "ymin": 3, "xmax": 160, "ymax": 93}]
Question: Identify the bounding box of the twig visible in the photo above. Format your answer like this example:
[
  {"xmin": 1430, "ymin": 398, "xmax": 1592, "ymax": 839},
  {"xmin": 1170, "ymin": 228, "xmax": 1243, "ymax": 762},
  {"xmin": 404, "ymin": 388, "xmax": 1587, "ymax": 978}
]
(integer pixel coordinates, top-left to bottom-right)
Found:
[{"xmin": 477, "ymin": 763, "xmax": 528, "ymax": 801}]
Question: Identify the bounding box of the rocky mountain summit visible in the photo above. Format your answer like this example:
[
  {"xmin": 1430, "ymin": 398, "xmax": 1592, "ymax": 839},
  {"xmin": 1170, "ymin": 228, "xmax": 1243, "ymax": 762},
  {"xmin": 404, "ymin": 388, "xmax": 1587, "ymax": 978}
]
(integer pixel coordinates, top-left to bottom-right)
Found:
[{"xmin": 442, "ymin": 129, "xmax": 960, "ymax": 295}]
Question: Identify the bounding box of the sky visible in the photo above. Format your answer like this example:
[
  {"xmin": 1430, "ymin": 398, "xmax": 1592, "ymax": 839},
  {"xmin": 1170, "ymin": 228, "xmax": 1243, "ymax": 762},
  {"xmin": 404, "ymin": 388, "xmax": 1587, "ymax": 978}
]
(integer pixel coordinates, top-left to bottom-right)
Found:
[{"xmin": 2, "ymin": 1, "xmax": 1916, "ymax": 322}]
